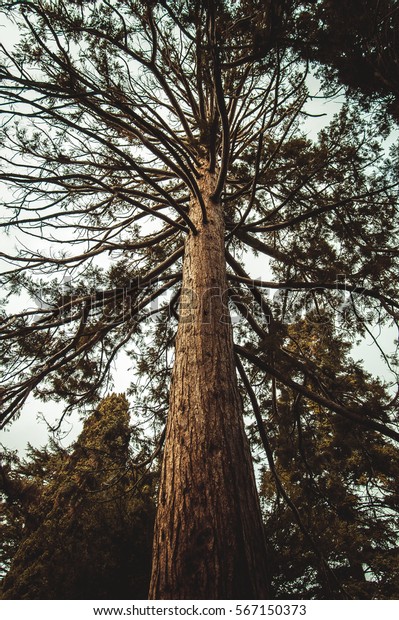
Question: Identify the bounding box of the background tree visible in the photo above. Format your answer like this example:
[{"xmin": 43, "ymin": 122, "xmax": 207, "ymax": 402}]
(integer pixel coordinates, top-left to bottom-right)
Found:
[
  {"xmin": 0, "ymin": 0, "xmax": 398, "ymax": 599},
  {"xmin": 0, "ymin": 394, "xmax": 155, "ymax": 599},
  {"xmin": 290, "ymin": 0, "xmax": 399, "ymax": 122},
  {"xmin": 253, "ymin": 315, "xmax": 399, "ymax": 598}
]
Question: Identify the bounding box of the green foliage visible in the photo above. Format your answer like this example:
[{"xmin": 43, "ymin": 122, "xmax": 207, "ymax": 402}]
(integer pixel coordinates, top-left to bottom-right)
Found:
[
  {"xmin": 291, "ymin": 0, "xmax": 399, "ymax": 122},
  {"xmin": 254, "ymin": 318, "xmax": 399, "ymax": 599},
  {"xmin": 0, "ymin": 395, "xmax": 156, "ymax": 599},
  {"xmin": 0, "ymin": 0, "xmax": 398, "ymax": 600}
]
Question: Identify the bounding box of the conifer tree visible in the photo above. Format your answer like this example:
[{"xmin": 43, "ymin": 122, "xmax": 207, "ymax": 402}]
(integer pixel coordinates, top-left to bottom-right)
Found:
[
  {"xmin": 0, "ymin": 394, "xmax": 155, "ymax": 599},
  {"xmin": 254, "ymin": 316, "xmax": 399, "ymax": 598},
  {"xmin": 0, "ymin": 1, "xmax": 398, "ymax": 598},
  {"xmin": 291, "ymin": 0, "xmax": 399, "ymax": 121}
]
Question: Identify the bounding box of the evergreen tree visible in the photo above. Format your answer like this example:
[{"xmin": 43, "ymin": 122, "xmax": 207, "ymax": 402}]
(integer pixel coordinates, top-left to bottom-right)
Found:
[
  {"xmin": 253, "ymin": 316, "xmax": 399, "ymax": 598},
  {"xmin": 0, "ymin": 1, "xmax": 398, "ymax": 598},
  {"xmin": 0, "ymin": 394, "xmax": 155, "ymax": 599},
  {"xmin": 290, "ymin": 0, "xmax": 399, "ymax": 122}
]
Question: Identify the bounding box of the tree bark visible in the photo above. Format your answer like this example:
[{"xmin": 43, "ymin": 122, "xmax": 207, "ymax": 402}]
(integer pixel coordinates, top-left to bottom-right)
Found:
[{"xmin": 149, "ymin": 164, "xmax": 269, "ymax": 599}]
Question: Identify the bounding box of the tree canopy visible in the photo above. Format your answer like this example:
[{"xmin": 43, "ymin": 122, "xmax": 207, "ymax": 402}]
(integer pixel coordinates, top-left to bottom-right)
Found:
[
  {"xmin": 291, "ymin": 0, "xmax": 399, "ymax": 122},
  {"xmin": 0, "ymin": 0, "xmax": 397, "ymax": 432},
  {"xmin": 0, "ymin": 0, "xmax": 398, "ymax": 599}
]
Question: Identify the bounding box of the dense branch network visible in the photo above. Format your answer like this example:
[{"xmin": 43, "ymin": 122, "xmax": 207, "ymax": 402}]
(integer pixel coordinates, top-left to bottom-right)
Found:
[{"xmin": 0, "ymin": 2, "xmax": 398, "ymax": 481}]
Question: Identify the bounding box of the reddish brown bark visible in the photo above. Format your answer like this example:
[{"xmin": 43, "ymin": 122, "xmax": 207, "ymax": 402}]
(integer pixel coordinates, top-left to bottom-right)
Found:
[{"xmin": 149, "ymin": 165, "xmax": 269, "ymax": 599}]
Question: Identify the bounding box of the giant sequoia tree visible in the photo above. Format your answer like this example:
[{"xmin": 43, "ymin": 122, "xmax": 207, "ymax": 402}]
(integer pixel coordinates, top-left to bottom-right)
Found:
[{"xmin": 0, "ymin": 0, "xmax": 398, "ymax": 600}]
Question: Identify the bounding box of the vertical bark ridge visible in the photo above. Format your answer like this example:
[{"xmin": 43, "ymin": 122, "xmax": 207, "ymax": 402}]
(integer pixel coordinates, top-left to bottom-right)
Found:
[{"xmin": 149, "ymin": 164, "xmax": 269, "ymax": 600}]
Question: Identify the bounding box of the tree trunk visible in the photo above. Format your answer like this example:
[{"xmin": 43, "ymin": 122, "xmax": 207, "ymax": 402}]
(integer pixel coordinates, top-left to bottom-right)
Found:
[{"xmin": 149, "ymin": 164, "xmax": 269, "ymax": 599}]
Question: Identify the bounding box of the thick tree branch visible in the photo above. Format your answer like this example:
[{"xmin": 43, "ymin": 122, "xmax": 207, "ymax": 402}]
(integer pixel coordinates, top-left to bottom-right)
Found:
[{"xmin": 235, "ymin": 345, "xmax": 399, "ymax": 443}]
